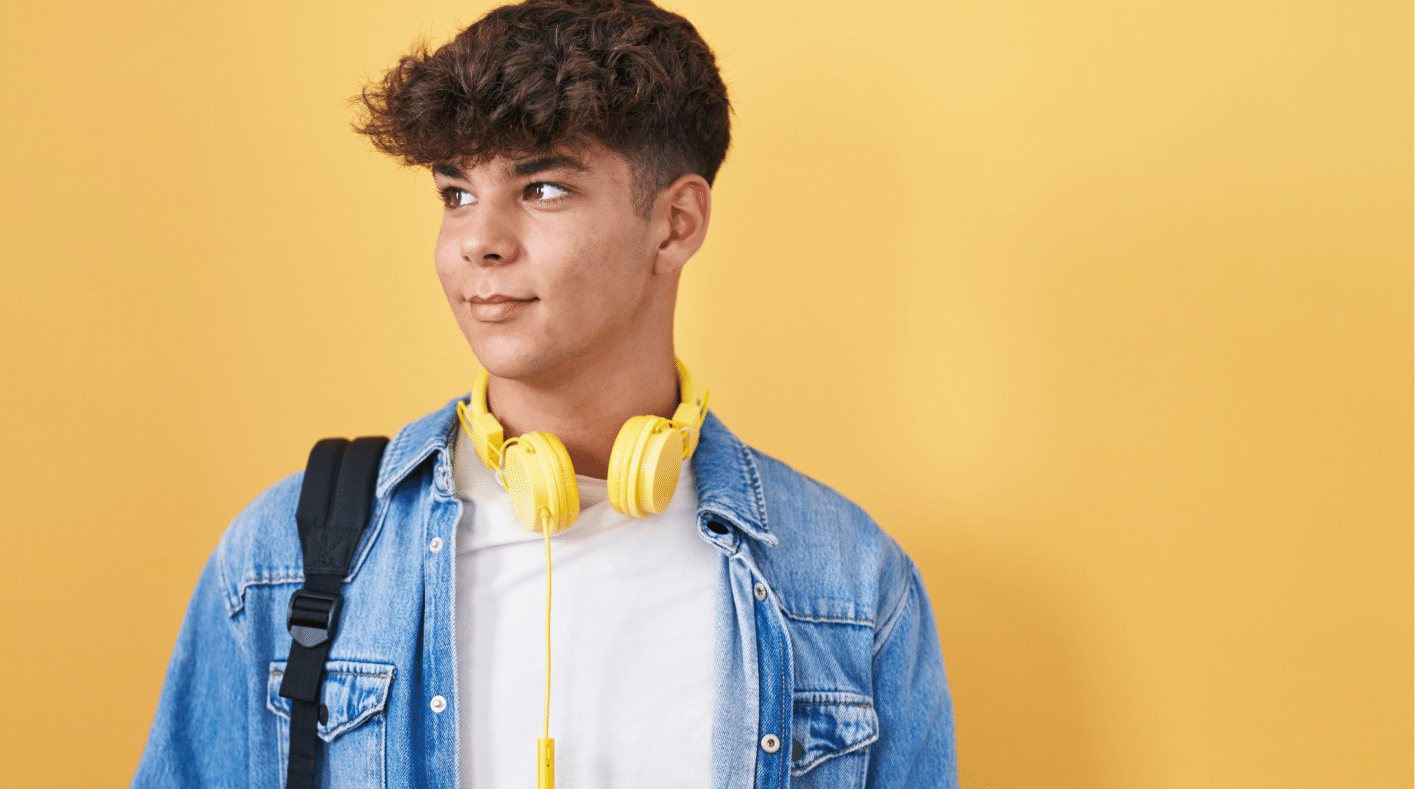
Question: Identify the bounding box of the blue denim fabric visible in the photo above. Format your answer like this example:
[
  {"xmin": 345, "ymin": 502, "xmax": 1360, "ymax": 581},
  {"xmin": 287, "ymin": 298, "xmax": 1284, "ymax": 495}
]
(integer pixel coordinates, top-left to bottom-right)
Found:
[{"xmin": 133, "ymin": 399, "xmax": 958, "ymax": 788}]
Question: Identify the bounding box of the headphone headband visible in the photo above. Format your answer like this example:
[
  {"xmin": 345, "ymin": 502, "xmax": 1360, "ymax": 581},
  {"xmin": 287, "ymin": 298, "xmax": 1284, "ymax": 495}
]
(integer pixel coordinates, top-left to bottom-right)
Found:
[
  {"xmin": 456, "ymin": 371, "xmax": 505, "ymax": 470},
  {"xmin": 670, "ymin": 358, "xmax": 709, "ymax": 458}
]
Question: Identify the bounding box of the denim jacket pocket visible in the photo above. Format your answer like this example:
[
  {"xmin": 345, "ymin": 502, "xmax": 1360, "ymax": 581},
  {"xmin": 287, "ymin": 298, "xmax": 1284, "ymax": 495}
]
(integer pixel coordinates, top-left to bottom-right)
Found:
[
  {"xmin": 789, "ymin": 691, "xmax": 879, "ymax": 782},
  {"xmin": 267, "ymin": 659, "xmax": 396, "ymax": 789}
]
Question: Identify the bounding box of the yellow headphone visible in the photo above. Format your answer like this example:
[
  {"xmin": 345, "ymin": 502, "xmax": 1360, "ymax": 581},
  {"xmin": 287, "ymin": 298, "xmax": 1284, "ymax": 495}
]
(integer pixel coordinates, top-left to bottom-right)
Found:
[
  {"xmin": 456, "ymin": 360, "xmax": 707, "ymax": 787},
  {"xmin": 456, "ymin": 358, "xmax": 709, "ymax": 534}
]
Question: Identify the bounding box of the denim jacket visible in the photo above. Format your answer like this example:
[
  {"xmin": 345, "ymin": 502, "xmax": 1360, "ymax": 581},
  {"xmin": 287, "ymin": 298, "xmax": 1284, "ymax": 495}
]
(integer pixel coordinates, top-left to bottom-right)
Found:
[{"xmin": 133, "ymin": 399, "xmax": 958, "ymax": 788}]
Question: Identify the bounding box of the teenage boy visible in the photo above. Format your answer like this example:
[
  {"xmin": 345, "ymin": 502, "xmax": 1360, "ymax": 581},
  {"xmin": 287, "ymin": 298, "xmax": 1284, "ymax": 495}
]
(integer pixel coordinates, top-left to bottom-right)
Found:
[{"xmin": 133, "ymin": 1, "xmax": 957, "ymax": 787}]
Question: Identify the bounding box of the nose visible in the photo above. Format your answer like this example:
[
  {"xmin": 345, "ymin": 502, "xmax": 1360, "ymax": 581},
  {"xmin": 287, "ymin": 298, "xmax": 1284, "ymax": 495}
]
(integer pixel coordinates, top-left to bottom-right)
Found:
[{"xmin": 457, "ymin": 202, "xmax": 520, "ymax": 266}]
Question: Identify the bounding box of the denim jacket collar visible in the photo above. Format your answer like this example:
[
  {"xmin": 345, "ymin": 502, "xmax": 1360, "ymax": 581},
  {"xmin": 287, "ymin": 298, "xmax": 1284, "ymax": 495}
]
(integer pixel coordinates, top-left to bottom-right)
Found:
[
  {"xmin": 370, "ymin": 397, "xmax": 778, "ymax": 547},
  {"xmin": 688, "ymin": 411, "xmax": 778, "ymax": 547},
  {"xmin": 374, "ymin": 399, "xmax": 460, "ymax": 500}
]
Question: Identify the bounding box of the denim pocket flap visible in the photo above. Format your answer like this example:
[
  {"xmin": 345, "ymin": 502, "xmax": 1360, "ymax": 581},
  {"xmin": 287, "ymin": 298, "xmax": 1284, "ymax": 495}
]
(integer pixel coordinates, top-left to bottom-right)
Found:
[
  {"xmin": 267, "ymin": 659, "xmax": 396, "ymax": 742},
  {"xmin": 790, "ymin": 691, "xmax": 879, "ymax": 776}
]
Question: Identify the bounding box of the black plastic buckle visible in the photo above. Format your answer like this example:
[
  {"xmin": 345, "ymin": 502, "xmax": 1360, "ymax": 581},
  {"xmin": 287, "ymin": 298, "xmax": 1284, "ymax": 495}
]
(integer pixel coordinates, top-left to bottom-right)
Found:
[{"xmin": 286, "ymin": 589, "xmax": 341, "ymax": 649}]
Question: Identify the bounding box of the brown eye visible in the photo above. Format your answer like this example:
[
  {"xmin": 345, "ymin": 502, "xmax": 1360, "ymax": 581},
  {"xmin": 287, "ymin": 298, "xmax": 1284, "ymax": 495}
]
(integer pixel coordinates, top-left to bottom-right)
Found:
[
  {"xmin": 525, "ymin": 183, "xmax": 569, "ymax": 201},
  {"xmin": 439, "ymin": 187, "xmax": 474, "ymax": 208}
]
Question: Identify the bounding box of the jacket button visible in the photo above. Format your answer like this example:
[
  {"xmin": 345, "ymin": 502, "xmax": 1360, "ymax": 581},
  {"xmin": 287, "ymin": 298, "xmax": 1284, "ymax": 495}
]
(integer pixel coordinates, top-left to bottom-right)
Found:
[
  {"xmin": 430, "ymin": 695, "xmax": 447, "ymax": 713},
  {"xmin": 429, "ymin": 537, "xmax": 444, "ymax": 553},
  {"xmin": 753, "ymin": 583, "xmax": 767, "ymax": 601},
  {"xmin": 760, "ymin": 733, "xmax": 781, "ymax": 753}
]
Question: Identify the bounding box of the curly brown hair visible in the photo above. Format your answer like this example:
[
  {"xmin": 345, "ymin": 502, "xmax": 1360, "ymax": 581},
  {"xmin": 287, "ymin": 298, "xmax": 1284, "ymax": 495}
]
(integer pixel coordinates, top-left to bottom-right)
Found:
[{"xmin": 354, "ymin": 0, "xmax": 731, "ymax": 215}]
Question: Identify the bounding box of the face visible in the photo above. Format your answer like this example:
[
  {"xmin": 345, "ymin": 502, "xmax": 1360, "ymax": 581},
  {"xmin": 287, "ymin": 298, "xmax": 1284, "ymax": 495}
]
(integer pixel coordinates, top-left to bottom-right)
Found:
[{"xmin": 433, "ymin": 146, "xmax": 663, "ymax": 383}]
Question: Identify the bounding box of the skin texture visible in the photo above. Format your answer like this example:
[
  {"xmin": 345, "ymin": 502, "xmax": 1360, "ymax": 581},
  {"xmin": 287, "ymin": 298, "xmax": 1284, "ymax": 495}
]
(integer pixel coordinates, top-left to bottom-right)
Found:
[{"xmin": 433, "ymin": 144, "xmax": 711, "ymax": 478}]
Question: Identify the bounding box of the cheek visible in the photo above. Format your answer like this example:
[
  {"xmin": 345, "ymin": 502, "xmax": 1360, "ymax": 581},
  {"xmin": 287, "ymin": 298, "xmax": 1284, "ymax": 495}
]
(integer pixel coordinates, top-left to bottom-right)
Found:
[
  {"xmin": 433, "ymin": 226, "xmax": 464, "ymax": 298},
  {"xmin": 546, "ymin": 235, "xmax": 638, "ymax": 306},
  {"xmin": 556, "ymin": 248, "xmax": 653, "ymax": 340}
]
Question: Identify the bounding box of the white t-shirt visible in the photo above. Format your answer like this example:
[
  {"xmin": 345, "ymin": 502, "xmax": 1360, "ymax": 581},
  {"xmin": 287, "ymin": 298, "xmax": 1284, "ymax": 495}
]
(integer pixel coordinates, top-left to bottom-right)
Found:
[{"xmin": 452, "ymin": 425, "xmax": 717, "ymax": 789}]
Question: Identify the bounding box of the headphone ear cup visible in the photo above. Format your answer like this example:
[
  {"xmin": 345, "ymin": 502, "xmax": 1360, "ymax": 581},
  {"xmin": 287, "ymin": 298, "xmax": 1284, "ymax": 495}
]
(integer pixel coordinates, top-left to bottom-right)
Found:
[
  {"xmin": 607, "ymin": 415, "xmax": 651, "ymax": 516},
  {"xmin": 607, "ymin": 416, "xmax": 684, "ymax": 518},
  {"xmin": 501, "ymin": 432, "xmax": 580, "ymax": 534}
]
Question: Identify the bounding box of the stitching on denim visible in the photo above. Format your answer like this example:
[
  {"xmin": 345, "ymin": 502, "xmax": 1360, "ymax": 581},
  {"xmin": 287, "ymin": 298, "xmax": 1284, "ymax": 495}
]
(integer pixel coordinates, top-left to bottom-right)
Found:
[
  {"xmin": 777, "ymin": 595, "xmax": 790, "ymax": 787},
  {"xmin": 790, "ymin": 736, "xmax": 879, "ymax": 779},
  {"xmin": 345, "ymin": 493, "xmax": 392, "ymax": 581},
  {"xmin": 871, "ymin": 560, "xmax": 917, "ymax": 657},
  {"xmin": 737, "ymin": 441, "xmax": 770, "ymax": 533},
  {"xmin": 277, "ymin": 714, "xmax": 290, "ymax": 789},
  {"xmin": 240, "ymin": 573, "xmax": 303, "ymax": 587},
  {"xmin": 792, "ymin": 690, "xmax": 873, "ymax": 702},
  {"xmin": 377, "ymin": 431, "xmax": 441, "ymax": 499},
  {"xmin": 230, "ymin": 574, "xmax": 303, "ymax": 616},
  {"xmin": 380, "ymin": 711, "xmax": 388, "ymax": 789},
  {"xmin": 376, "ymin": 406, "xmax": 460, "ymax": 499},
  {"xmin": 270, "ymin": 669, "xmax": 393, "ymax": 679},
  {"xmin": 792, "ymin": 701, "xmax": 873, "ymax": 708},
  {"xmin": 376, "ymin": 410, "xmax": 458, "ymax": 497},
  {"xmin": 445, "ymin": 505, "xmax": 467, "ymax": 789},
  {"xmin": 324, "ymin": 707, "xmax": 386, "ymax": 742},
  {"xmin": 787, "ymin": 692, "xmax": 880, "ymax": 777},
  {"xmin": 780, "ymin": 609, "xmax": 873, "ymax": 626},
  {"xmin": 216, "ymin": 546, "xmax": 240, "ymax": 616},
  {"xmin": 821, "ymin": 736, "xmax": 880, "ymax": 778},
  {"xmin": 266, "ymin": 666, "xmax": 396, "ymax": 744}
]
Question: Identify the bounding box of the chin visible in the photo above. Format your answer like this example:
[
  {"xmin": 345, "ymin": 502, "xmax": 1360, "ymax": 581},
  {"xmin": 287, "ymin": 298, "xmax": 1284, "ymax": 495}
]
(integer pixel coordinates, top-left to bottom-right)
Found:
[{"xmin": 467, "ymin": 337, "xmax": 571, "ymax": 384}]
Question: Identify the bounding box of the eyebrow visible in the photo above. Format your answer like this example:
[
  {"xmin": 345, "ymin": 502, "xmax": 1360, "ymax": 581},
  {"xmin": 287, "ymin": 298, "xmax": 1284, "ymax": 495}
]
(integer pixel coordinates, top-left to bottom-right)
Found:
[
  {"xmin": 432, "ymin": 155, "xmax": 588, "ymax": 182},
  {"xmin": 432, "ymin": 163, "xmax": 466, "ymax": 180},
  {"xmin": 509, "ymin": 155, "xmax": 588, "ymax": 177}
]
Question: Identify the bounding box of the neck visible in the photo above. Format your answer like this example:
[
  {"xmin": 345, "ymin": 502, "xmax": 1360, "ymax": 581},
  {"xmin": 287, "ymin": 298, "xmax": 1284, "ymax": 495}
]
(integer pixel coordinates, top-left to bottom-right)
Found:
[{"xmin": 484, "ymin": 346, "xmax": 680, "ymax": 480}]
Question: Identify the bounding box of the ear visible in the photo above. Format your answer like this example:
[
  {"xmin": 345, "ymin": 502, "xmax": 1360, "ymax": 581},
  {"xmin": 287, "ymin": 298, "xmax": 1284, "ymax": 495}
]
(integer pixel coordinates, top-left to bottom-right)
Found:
[{"xmin": 650, "ymin": 174, "xmax": 712, "ymax": 276}]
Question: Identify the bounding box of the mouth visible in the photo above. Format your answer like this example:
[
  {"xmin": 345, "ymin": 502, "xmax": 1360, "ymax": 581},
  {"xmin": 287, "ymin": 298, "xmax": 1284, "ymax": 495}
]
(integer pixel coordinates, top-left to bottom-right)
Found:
[{"xmin": 467, "ymin": 294, "xmax": 537, "ymax": 323}]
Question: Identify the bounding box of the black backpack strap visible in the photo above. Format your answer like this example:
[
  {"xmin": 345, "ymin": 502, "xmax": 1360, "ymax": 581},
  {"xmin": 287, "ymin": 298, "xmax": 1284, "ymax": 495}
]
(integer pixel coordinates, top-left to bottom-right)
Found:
[{"xmin": 279, "ymin": 436, "xmax": 389, "ymax": 789}]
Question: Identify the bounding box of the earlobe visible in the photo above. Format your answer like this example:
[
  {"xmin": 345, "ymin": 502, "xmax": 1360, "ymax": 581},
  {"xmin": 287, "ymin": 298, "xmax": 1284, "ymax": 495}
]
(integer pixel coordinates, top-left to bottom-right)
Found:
[{"xmin": 652, "ymin": 175, "xmax": 711, "ymax": 275}]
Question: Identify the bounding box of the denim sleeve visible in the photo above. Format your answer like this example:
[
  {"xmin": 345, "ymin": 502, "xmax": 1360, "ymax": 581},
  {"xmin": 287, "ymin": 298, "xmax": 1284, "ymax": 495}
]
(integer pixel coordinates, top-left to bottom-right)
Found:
[
  {"xmin": 867, "ymin": 559, "xmax": 960, "ymax": 787},
  {"xmin": 131, "ymin": 548, "xmax": 252, "ymax": 788}
]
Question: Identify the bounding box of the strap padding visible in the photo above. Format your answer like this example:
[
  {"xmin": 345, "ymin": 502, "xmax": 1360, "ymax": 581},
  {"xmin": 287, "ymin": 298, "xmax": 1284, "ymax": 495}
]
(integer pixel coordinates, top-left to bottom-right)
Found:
[{"xmin": 280, "ymin": 435, "xmax": 388, "ymax": 789}]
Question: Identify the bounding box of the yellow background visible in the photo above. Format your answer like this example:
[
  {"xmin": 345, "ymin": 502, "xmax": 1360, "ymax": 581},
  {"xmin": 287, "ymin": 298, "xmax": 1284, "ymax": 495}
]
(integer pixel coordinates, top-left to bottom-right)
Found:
[{"xmin": 0, "ymin": 1, "xmax": 1408, "ymax": 786}]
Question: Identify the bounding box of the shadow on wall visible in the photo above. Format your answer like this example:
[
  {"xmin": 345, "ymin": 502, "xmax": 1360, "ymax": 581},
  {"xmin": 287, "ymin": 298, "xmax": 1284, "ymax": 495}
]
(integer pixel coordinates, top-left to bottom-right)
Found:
[{"xmin": 904, "ymin": 527, "xmax": 1113, "ymax": 789}]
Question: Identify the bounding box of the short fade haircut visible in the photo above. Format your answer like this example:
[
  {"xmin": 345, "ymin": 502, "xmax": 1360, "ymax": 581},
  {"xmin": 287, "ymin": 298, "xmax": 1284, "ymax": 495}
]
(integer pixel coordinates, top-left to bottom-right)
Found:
[{"xmin": 355, "ymin": 0, "xmax": 732, "ymax": 215}]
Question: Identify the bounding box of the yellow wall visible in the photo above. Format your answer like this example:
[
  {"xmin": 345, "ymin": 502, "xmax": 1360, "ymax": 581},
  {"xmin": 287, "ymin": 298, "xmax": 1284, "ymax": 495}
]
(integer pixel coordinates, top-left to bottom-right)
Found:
[{"xmin": 0, "ymin": 1, "xmax": 1407, "ymax": 786}]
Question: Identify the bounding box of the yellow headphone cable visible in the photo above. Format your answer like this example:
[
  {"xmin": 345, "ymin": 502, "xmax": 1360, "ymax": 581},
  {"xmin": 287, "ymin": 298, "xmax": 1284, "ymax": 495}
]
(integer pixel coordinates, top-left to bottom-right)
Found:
[{"xmin": 539, "ymin": 509, "xmax": 555, "ymax": 789}]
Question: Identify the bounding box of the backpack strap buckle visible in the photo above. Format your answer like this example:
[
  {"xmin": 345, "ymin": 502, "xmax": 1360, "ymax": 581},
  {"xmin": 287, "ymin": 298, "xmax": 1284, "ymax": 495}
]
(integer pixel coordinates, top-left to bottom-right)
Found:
[{"xmin": 286, "ymin": 589, "xmax": 341, "ymax": 649}]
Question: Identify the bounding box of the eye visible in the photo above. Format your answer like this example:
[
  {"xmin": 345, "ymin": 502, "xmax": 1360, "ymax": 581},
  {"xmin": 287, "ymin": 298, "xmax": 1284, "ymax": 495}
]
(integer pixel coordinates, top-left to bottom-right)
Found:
[
  {"xmin": 525, "ymin": 182, "xmax": 569, "ymax": 202},
  {"xmin": 438, "ymin": 187, "xmax": 475, "ymax": 208}
]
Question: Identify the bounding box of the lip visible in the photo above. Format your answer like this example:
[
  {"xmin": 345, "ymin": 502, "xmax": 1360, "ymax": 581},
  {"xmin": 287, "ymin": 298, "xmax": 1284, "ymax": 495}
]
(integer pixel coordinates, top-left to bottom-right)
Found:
[{"xmin": 468, "ymin": 294, "xmax": 536, "ymax": 322}]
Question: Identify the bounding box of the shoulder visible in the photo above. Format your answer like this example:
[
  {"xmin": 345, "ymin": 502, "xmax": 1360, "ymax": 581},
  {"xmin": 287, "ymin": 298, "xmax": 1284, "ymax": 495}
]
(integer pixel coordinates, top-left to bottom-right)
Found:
[
  {"xmin": 210, "ymin": 470, "xmax": 307, "ymax": 616},
  {"xmin": 211, "ymin": 396, "xmax": 461, "ymax": 616},
  {"xmin": 695, "ymin": 412, "xmax": 914, "ymax": 630},
  {"xmin": 747, "ymin": 446, "xmax": 914, "ymax": 623}
]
